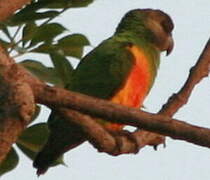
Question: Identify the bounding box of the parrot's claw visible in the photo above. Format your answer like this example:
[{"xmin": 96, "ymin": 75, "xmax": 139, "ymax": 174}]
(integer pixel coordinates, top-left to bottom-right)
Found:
[
  {"xmin": 107, "ymin": 130, "xmax": 140, "ymax": 156},
  {"xmin": 153, "ymin": 145, "xmax": 158, "ymax": 151},
  {"xmin": 163, "ymin": 141, "xmax": 166, "ymax": 148},
  {"xmin": 152, "ymin": 135, "xmax": 166, "ymax": 151},
  {"xmin": 153, "ymin": 140, "xmax": 166, "ymax": 150}
]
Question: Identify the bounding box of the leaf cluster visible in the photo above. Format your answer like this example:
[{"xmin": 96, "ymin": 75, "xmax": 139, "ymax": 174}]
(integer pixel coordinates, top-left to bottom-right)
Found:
[{"xmin": 0, "ymin": 0, "xmax": 94, "ymax": 176}]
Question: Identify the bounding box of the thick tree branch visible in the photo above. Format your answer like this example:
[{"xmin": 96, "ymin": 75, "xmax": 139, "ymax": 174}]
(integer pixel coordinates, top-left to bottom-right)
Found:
[
  {"xmin": 0, "ymin": 0, "xmax": 32, "ymax": 21},
  {"xmin": 0, "ymin": 70, "xmax": 35, "ymax": 162},
  {"xmin": 33, "ymin": 83, "xmax": 210, "ymax": 149},
  {"xmin": 0, "ymin": 47, "xmax": 36, "ymax": 163}
]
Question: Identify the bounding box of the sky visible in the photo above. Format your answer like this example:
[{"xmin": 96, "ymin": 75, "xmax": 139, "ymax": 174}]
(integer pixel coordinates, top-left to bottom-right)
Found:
[{"xmin": 3, "ymin": 0, "xmax": 210, "ymax": 180}]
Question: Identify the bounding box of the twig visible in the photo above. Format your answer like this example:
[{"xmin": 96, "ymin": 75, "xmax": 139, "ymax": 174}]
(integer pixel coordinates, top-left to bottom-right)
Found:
[{"xmin": 159, "ymin": 38, "xmax": 210, "ymax": 116}]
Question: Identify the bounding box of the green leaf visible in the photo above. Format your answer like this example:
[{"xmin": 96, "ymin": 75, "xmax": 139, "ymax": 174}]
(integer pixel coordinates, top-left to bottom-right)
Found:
[
  {"xmin": 50, "ymin": 53, "xmax": 74, "ymax": 86},
  {"xmin": 30, "ymin": 23, "xmax": 67, "ymax": 46},
  {"xmin": 22, "ymin": 22, "xmax": 38, "ymax": 47},
  {"xmin": 16, "ymin": 123, "xmax": 64, "ymax": 166},
  {"xmin": 32, "ymin": 34, "xmax": 89, "ymax": 58},
  {"xmin": 16, "ymin": 143, "xmax": 37, "ymax": 161},
  {"xmin": 0, "ymin": 148, "xmax": 19, "ymax": 177},
  {"xmin": 20, "ymin": 60, "xmax": 63, "ymax": 86},
  {"xmin": 14, "ymin": 1, "xmax": 50, "ymax": 15},
  {"xmin": 57, "ymin": 34, "xmax": 90, "ymax": 58},
  {"xmin": 1, "ymin": 0, "xmax": 95, "ymax": 26},
  {"xmin": 38, "ymin": 0, "xmax": 94, "ymax": 9},
  {"xmin": 31, "ymin": 43, "xmax": 57, "ymax": 54},
  {"xmin": 20, "ymin": 0, "xmax": 69, "ymax": 10},
  {"xmin": 68, "ymin": 0, "xmax": 94, "ymax": 8},
  {"xmin": 58, "ymin": 34, "xmax": 90, "ymax": 46},
  {"xmin": 39, "ymin": 0, "xmax": 71, "ymax": 9},
  {"xmin": 17, "ymin": 123, "xmax": 49, "ymax": 153},
  {"xmin": 7, "ymin": 11, "xmax": 59, "ymax": 26}
]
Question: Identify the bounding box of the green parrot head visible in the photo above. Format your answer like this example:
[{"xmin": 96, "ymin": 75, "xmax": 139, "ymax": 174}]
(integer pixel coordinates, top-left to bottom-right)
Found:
[{"xmin": 115, "ymin": 9, "xmax": 174, "ymax": 55}]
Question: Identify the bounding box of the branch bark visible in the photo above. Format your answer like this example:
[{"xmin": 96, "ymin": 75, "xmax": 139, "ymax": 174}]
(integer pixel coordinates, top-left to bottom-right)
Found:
[{"xmin": 0, "ymin": 67, "xmax": 35, "ymax": 162}]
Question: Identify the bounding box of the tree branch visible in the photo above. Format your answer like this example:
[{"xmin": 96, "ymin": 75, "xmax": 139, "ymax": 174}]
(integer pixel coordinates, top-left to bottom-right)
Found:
[
  {"xmin": 32, "ymin": 82, "xmax": 210, "ymax": 149},
  {"xmin": 159, "ymin": 38, "xmax": 210, "ymax": 116},
  {"xmin": 0, "ymin": 67, "xmax": 35, "ymax": 162}
]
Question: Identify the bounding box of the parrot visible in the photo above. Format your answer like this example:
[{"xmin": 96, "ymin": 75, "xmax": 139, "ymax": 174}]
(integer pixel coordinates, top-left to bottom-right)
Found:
[{"xmin": 33, "ymin": 8, "xmax": 174, "ymax": 175}]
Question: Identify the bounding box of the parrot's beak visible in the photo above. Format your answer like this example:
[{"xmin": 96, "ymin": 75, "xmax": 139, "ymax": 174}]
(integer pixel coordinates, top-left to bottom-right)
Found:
[{"xmin": 166, "ymin": 35, "xmax": 174, "ymax": 56}]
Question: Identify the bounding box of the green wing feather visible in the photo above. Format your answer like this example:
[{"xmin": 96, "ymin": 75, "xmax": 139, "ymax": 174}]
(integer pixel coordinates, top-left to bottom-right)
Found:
[{"xmin": 68, "ymin": 37, "xmax": 134, "ymax": 99}]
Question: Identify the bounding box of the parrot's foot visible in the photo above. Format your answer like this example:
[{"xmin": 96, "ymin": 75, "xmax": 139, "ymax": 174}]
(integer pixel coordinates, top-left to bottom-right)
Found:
[{"xmin": 107, "ymin": 130, "xmax": 140, "ymax": 156}]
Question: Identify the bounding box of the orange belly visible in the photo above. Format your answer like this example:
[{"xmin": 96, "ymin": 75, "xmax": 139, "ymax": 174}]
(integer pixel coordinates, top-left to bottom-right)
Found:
[{"xmin": 106, "ymin": 45, "xmax": 151, "ymax": 130}]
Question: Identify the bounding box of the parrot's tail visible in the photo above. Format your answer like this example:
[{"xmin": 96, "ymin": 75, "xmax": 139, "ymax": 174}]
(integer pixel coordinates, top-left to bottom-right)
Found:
[{"xmin": 33, "ymin": 116, "xmax": 87, "ymax": 176}]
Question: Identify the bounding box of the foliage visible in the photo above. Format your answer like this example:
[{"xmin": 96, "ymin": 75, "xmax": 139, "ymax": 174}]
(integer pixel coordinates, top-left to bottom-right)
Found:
[{"xmin": 0, "ymin": 0, "xmax": 94, "ymax": 176}]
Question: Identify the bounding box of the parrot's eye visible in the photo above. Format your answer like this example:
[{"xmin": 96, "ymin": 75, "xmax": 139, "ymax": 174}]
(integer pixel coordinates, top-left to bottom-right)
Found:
[{"xmin": 161, "ymin": 19, "xmax": 174, "ymax": 34}]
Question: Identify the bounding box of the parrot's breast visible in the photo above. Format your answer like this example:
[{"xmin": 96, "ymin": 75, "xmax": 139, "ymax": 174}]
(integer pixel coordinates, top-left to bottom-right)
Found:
[
  {"xmin": 111, "ymin": 45, "xmax": 152, "ymax": 107},
  {"xmin": 106, "ymin": 45, "xmax": 152, "ymax": 130}
]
